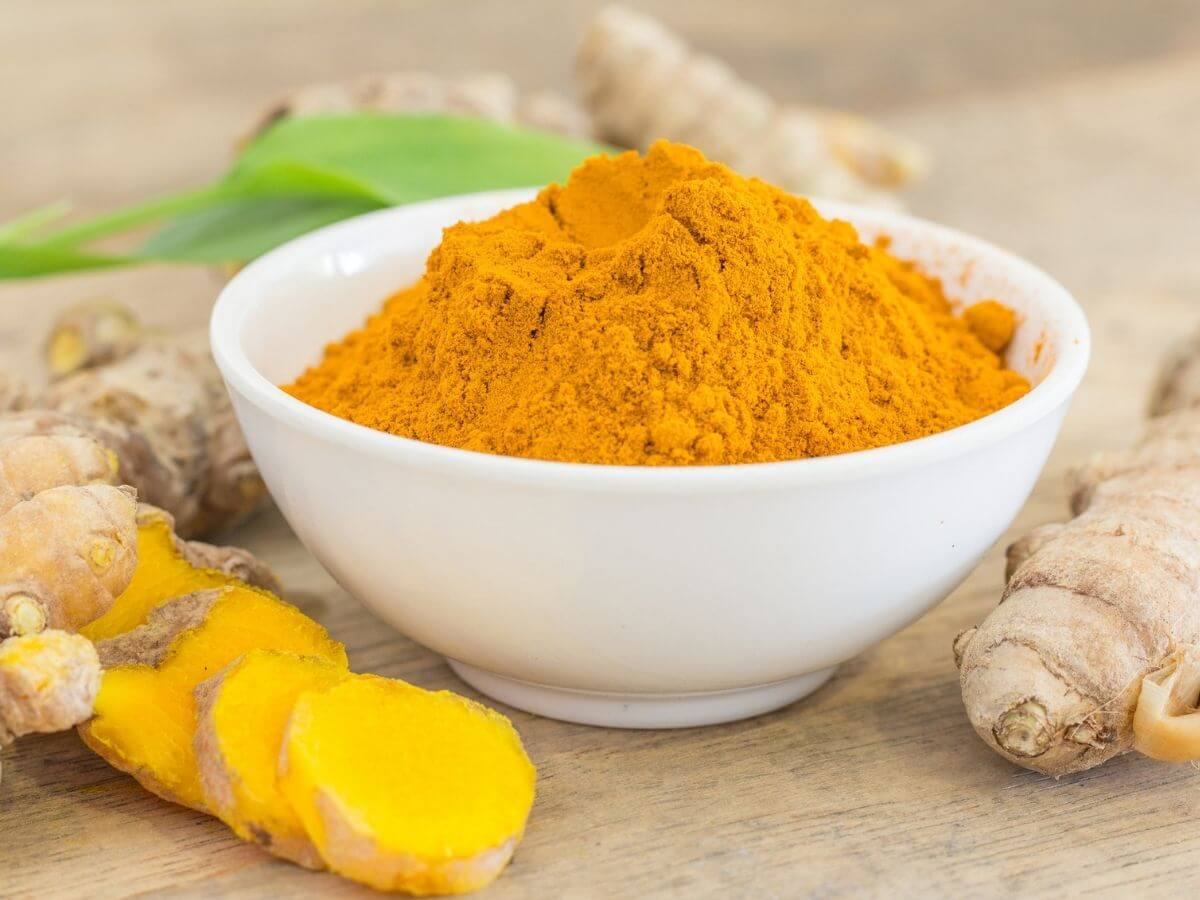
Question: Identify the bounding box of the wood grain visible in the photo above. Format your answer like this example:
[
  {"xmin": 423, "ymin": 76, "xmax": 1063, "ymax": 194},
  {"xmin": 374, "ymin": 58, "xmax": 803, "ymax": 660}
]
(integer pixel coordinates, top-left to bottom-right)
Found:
[{"xmin": 3, "ymin": 2, "xmax": 1200, "ymax": 897}]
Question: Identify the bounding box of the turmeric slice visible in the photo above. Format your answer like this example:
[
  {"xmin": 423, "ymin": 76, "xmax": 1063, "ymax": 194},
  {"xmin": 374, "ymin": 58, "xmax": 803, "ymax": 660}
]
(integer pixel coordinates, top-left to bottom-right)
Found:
[
  {"xmin": 195, "ymin": 650, "xmax": 347, "ymax": 868},
  {"xmin": 279, "ymin": 675, "xmax": 536, "ymax": 895},
  {"xmin": 80, "ymin": 587, "xmax": 346, "ymax": 810},
  {"xmin": 82, "ymin": 506, "xmax": 279, "ymax": 643}
]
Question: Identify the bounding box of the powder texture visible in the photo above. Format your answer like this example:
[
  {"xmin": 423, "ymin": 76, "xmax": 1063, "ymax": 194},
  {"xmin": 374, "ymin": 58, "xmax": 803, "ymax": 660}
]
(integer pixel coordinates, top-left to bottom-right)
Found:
[{"xmin": 286, "ymin": 142, "xmax": 1030, "ymax": 465}]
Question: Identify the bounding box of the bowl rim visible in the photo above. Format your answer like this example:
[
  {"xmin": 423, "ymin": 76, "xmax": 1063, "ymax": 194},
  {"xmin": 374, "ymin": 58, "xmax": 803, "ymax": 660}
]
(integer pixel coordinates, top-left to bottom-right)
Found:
[{"xmin": 211, "ymin": 188, "xmax": 1090, "ymax": 493}]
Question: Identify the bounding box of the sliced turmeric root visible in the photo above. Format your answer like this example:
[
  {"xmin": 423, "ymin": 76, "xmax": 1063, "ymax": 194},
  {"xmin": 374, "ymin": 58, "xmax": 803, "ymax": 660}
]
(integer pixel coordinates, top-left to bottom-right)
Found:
[
  {"xmin": 82, "ymin": 506, "xmax": 277, "ymax": 642},
  {"xmin": 80, "ymin": 587, "xmax": 346, "ymax": 810},
  {"xmin": 279, "ymin": 675, "xmax": 536, "ymax": 895},
  {"xmin": 195, "ymin": 650, "xmax": 347, "ymax": 867}
]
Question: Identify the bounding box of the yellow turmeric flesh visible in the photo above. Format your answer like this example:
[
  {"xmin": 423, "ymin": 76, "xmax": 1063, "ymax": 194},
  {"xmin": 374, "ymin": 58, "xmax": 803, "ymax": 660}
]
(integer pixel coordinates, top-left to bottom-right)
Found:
[
  {"xmin": 279, "ymin": 675, "xmax": 536, "ymax": 895},
  {"xmin": 82, "ymin": 507, "xmax": 274, "ymax": 643},
  {"xmin": 80, "ymin": 588, "xmax": 347, "ymax": 811},
  {"xmin": 286, "ymin": 141, "xmax": 1029, "ymax": 465},
  {"xmin": 195, "ymin": 650, "xmax": 348, "ymax": 868}
]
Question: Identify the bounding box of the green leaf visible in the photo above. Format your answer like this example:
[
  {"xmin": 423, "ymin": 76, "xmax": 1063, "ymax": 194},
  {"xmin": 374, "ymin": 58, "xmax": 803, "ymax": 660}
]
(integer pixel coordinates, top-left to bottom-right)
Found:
[
  {"xmin": 141, "ymin": 194, "xmax": 383, "ymax": 263},
  {"xmin": 0, "ymin": 243, "xmax": 129, "ymax": 279},
  {"xmin": 0, "ymin": 201, "xmax": 73, "ymax": 242},
  {"xmin": 228, "ymin": 114, "xmax": 611, "ymax": 205},
  {"xmin": 0, "ymin": 114, "xmax": 610, "ymax": 280}
]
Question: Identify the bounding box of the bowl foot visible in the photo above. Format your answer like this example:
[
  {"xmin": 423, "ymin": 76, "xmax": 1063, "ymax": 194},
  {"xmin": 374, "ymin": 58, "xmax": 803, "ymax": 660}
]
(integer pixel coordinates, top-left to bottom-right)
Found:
[{"xmin": 446, "ymin": 660, "xmax": 837, "ymax": 728}]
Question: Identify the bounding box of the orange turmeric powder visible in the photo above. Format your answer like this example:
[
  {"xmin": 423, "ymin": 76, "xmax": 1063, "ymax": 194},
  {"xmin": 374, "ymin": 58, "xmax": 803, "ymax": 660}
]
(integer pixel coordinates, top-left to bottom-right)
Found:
[{"xmin": 286, "ymin": 141, "xmax": 1029, "ymax": 465}]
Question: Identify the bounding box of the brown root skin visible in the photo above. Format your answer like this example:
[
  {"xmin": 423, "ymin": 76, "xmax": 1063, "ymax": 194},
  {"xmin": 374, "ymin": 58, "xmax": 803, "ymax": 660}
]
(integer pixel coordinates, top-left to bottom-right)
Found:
[
  {"xmin": 139, "ymin": 504, "xmax": 281, "ymax": 595},
  {"xmin": 1, "ymin": 630, "xmax": 101, "ymax": 783},
  {"xmin": 194, "ymin": 651, "xmax": 347, "ymax": 869},
  {"xmin": 82, "ymin": 584, "xmax": 346, "ymax": 812},
  {"xmin": 1004, "ymin": 522, "xmax": 1064, "ymax": 581},
  {"xmin": 959, "ymin": 344, "xmax": 1200, "ymax": 774},
  {"xmin": 0, "ymin": 630, "xmax": 100, "ymax": 739},
  {"xmin": 30, "ymin": 303, "xmax": 267, "ymax": 539},
  {"xmin": 0, "ymin": 423, "xmax": 119, "ymax": 516},
  {"xmin": 81, "ymin": 589, "xmax": 228, "ymax": 813},
  {"xmin": 313, "ymin": 788, "xmax": 517, "ymax": 894},
  {"xmin": 94, "ymin": 588, "xmax": 224, "ymax": 668},
  {"xmin": 0, "ymin": 484, "xmax": 138, "ymax": 638},
  {"xmin": 577, "ymin": 6, "xmax": 925, "ymax": 204}
]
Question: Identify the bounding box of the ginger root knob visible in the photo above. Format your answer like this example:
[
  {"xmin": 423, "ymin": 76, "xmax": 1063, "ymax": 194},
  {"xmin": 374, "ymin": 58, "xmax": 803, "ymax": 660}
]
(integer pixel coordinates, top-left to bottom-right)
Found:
[{"xmin": 993, "ymin": 700, "xmax": 1054, "ymax": 759}]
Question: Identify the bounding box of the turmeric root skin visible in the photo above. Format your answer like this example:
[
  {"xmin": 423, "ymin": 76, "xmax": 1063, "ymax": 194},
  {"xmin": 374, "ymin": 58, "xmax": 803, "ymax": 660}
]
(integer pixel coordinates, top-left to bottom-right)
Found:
[
  {"xmin": 0, "ymin": 630, "xmax": 100, "ymax": 745},
  {"xmin": 0, "ymin": 484, "xmax": 138, "ymax": 638},
  {"xmin": 82, "ymin": 586, "xmax": 346, "ymax": 811},
  {"xmin": 82, "ymin": 505, "xmax": 279, "ymax": 643},
  {"xmin": 195, "ymin": 650, "xmax": 348, "ymax": 869}
]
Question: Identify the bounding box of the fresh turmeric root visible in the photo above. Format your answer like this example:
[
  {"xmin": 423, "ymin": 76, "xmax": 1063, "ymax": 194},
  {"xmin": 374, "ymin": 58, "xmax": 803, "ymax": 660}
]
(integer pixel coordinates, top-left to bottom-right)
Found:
[
  {"xmin": 0, "ymin": 630, "xmax": 101, "ymax": 782},
  {"xmin": 39, "ymin": 306, "xmax": 266, "ymax": 537},
  {"xmin": 957, "ymin": 335, "xmax": 1200, "ymax": 775},
  {"xmin": 82, "ymin": 505, "xmax": 279, "ymax": 643},
  {"xmin": 0, "ymin": 413, "xmax": 120, "ymax": 515},
  {"xmin": 43, "ymin": 298, "xmax": 142, "ymax": 378},
  {"xmin": 194, "ymin": 650, "xmax": 348, "ymax": 868},
  {"xmin": 577, "ymin": 6, "xmax": 926, "ymax": 205},
  {"xmin": 1, "ymin": 301, "xmax": 267, "ymax": 539},
  {"xmin": 279, "ymin": 675, "xmax": 536, "ymax": 895},
  {"xmin": 0, "ymin": 484, "xmax": 138, "ymax": 638},
  {"xmin": 81, "ymin": 586, "xmax": 346, "ymax": 810}
]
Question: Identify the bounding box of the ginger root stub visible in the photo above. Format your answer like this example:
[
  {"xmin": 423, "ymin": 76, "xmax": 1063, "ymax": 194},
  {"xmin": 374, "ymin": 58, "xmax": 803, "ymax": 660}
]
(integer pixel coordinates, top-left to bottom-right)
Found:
[
  {"xmin": 194, "ymin": 650, "xmax": 347, "ymax": 868},
  {"xmin": 279, "ymin": 675, "xmax": 536, "ymax": 895}
]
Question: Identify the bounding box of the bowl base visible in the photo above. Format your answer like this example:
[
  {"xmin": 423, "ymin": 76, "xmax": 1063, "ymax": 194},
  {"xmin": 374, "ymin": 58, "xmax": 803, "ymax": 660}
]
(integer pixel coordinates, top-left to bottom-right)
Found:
[{"xmin": 446, "ymin": 660, "xmax": 837, "ymax": 728}]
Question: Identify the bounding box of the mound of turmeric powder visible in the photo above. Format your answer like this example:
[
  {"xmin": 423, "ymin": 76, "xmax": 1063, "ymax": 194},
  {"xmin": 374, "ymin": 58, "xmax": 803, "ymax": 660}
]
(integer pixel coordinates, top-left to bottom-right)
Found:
[{"xmin": 287, "ymin": 141, "xmax": 1028, "ymax": 465}]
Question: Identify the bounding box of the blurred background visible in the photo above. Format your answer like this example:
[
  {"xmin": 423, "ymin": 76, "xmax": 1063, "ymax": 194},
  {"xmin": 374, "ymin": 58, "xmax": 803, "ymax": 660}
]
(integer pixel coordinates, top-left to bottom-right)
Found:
[{"xmin": 4, "ymin": 0, "xmax": 1199, "ymax": 444}]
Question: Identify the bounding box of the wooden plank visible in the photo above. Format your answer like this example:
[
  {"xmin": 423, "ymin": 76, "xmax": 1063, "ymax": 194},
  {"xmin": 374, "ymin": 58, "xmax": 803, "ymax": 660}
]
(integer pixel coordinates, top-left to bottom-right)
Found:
[{"xmin": 3, "ymin": 3, "xmax": 1200, "ymax": 897}]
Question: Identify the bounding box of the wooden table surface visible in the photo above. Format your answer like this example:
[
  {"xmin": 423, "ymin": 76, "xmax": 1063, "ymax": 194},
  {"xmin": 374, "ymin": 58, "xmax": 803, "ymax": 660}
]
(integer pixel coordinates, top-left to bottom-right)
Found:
[{"xmin": 4, "ymin": 2, "xmax": 1200, "ymax": 897}]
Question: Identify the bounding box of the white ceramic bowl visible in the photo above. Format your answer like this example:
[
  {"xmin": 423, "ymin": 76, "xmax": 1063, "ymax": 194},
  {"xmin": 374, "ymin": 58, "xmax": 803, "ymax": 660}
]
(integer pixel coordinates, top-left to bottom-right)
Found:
[{"xmin": 211, "ymin": 189, "xmax": 1089, "ymax": 728}]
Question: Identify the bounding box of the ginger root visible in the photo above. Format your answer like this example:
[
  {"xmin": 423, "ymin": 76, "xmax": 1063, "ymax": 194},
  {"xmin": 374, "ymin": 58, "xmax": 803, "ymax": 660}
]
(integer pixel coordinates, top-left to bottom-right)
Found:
[
  {"xmin": 577, "ymin": 6, "xmax": 926, "ymax": 205},
  {"xmin": 957, "ymin": 338, "xmax": 1200, "ymax": 775},
  {"xmin": 0, "ymin": 484, "xmax": 138, "ymax": 638},
  {"xmin": 194, "ymin": 650, "xmax": 347, "ymax": 868},
  {"xmin": 0, "ymin": 630, "xmax": 101, "ymax": 781},
  {"xmin": 81, "ymin": 586, "xmax": 346, "ymax": 810},
  {"xmin": 279, "ymin": 675, "xmax": 536, "ymax": 895}
]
